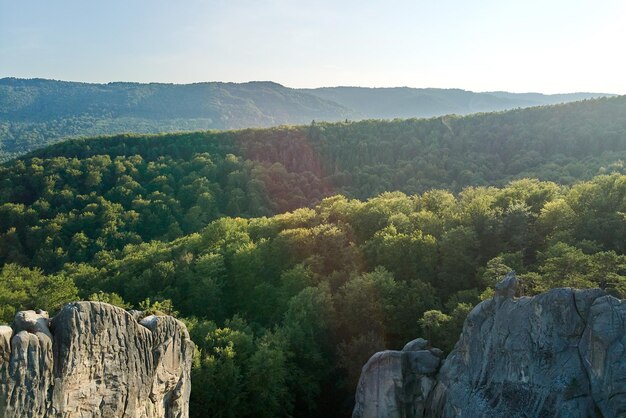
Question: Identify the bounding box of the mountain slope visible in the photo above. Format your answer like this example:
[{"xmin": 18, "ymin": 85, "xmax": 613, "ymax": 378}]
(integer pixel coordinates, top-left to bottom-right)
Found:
[
  {"xmin": 303, "ymin": 86, "xmax": 610, "ymax": 119},
  {"xmin": 0, "ymin": 78, "xmax": 352, "ymax": 160},
  {"xmin": 0, "ymin": 78, "xmax": 614, "ymax": 160}
]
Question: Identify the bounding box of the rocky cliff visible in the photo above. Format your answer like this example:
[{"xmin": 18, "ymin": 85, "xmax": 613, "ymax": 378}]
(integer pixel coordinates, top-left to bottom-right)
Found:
[
  {"xmin": 0, "ymin": 302, "xmax": 194, "ymax": 418},
  {"xmin": 353, "ymin": 273, "xmax": 626, "ymax": 418}
]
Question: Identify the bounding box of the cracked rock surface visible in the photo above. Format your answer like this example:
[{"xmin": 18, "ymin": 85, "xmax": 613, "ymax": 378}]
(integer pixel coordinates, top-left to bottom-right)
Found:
[
  {"xmin": 354, "ymin": 273, "xmax": 626, "ymax": 418},
  {"xmin": 352, "ymin": 338, "xmax": 442, "ymax": 418},
  {"xmin": 0, "ymin": 302, "xmax": 194, "ymax": 418}
]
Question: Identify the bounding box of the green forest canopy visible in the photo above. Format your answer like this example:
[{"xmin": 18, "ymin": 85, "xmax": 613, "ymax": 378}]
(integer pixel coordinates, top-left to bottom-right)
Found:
[
  {"xmin": 1, "ymin": 96, "xmax": 626, "ymax": 416},
  {"xmin": 2, "ymin": 175, "xmax": 626, "ymax": 417},
  {"xmin": 2, "ymin": 95, "xmax": 626, "ymax": 271}
]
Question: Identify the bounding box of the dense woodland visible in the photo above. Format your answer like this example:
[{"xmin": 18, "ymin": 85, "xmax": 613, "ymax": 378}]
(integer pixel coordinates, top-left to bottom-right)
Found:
[
  {"xmin": 0, "ymin": 77, "xmax": 609, "ymax": 160},
  {"xmin": 1, "ymin": 96, "xmax": 626, "ymax": 416}
]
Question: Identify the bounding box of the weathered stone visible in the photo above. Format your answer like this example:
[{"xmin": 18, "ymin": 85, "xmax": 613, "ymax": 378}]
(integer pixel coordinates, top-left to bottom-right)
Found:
[
  {"xmin": 428, "ymin": 287, "xmax": 602, "ymax": 418},
  {"xmin": 353, "ymin": 273, "xmax": 626, "ymax": 418},
  {"xmin": 579, "ymin": 295, "xmax": 626, "ymax": 417},
  {"xmin": 352, "ymin": 342, "xmax": 440, "ymax": 418},
  {"xmin": 402, "ymin": 338, "xmax": 428, "ymax": 352},
  {"xmin": 428, "ymin": 347, "xmax": 443, "ymax": 358},
  {"xmin": 0, "ymin": 329, "xmax": 54, "ymax": 418},
  {"xmin": 406, "ymin": 350, "xmax": 439, "ymax": 375},
  {"xmin": 13, "ymin": 310, "xmax": 52, "ymax": 338},
  {"xmin": 0, "ymin": 325, "xmax": 12, "ymax": 361},
  {"xmin": 140, "ymin": 314, "xmax": 194, "ymax": 418},
  {"xmin": 494, "ymin": 270, "xmax": 518, "ymax": 298},
  {"xmin": 0, "ymin": 301, "xmax": 194, "ymax": 418}
]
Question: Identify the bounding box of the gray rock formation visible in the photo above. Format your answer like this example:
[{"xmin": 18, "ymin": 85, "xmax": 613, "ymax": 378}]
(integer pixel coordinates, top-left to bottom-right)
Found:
[
  {"xmin": 353, "ymin": 273, "xmax": 626, "ymax": 418},
  {"xmin": 578, "ymin": 295, "xmax": 626, "ymax": 416},
  {"xmin": 0, "ymin": 301, "xmax": 194, "ymax": 418},
  {"xmin": 352, "ymin": 339, "xmax": 442, "ymax": 418}
]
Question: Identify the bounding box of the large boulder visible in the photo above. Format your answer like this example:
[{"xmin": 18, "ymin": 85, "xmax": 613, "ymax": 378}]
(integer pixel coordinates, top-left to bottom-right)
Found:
[
  {"xmin": 352, "ymin": 340, "xmax": 442, "ymax": 418},
  {"xmin": 0, "ymin": 302, "xmax": 194, "ymax": 418},
  {"xmin": 579, "ymin": 295, "xmax": 626, "ymax": 416},
  {"xmin": 353, "ymin": 273, "xmax": 626, "ymax": 418},
  {"xmin": 428, "ymin": 285, "xmax": 604, "ymax": 417},
  {"xmin": 0, "ymin": 310, "xmax": 54, "ymax": 417}
]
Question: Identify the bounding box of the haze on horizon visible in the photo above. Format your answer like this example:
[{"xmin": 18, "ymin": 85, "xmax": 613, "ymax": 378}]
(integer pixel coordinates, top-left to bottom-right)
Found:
[{"xmin": 1, "ymin": 0, "xmax": 625, "ymax": 94}]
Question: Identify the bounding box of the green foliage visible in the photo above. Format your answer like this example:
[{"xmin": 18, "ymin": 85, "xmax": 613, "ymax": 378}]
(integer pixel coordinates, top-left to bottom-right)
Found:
[
  {"xmin": 4, "ymin": 171, "xmax": 626, "ymax": 415},
  {"xmin": 87, "ymin": 291, "xmax": 131, "ymax": 309},
  {"xmin": 0, "ymin": 263, "xmax": 77, "ymax": 322},
  {"xmin": 538, "ymin": 243, "xmax": 626, "ymax": 295},
  {"xmin": 187, "ymin": 316, "xmax": 293, "ymax": 418},
  {"xmin": 3, "ymin": 96, "xmax": 626, "ymax": 273},
  {"xmin": 3, "ymin": 98, "xmax": 626, "ymax": 416},
  {"xmin": 419, "ymin": 310, "xmax": 451, "ymax": 341},
  {"xmin": 138, "ymin": 298, "xmax": 178, "ymax": 317}
]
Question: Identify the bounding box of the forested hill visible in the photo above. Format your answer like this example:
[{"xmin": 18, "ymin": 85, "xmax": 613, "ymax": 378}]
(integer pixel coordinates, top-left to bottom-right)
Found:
[
  {"xmin": 2, "ymin": 92, "xmax": 626, "ymax": 417},
  {"xmin": 0, "ymin": 77, "xmax": 612, "ymax": 160},
  {"xmin": 0, "ymin": 78, "xmax": 352, "ymax": 160},
  {"xmin": 1, "ymin": 94, "xmax": 626, "ymax": 272}
]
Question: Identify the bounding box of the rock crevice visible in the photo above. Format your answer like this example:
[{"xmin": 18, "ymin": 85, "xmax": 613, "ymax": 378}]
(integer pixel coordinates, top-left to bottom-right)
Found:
[{"xmin": 0, "ymin": 302, "xmax": 194, "ymax": 418}]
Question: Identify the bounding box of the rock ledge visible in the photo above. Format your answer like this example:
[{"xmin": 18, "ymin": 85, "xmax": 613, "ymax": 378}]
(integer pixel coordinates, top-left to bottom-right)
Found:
[
  {"xmin": 0, "ymin": 301, "xmax": 194, "ymax": 418},
  {"xmin": 353, "ymin": 273, "xmax": 626, "ymax": 418}
]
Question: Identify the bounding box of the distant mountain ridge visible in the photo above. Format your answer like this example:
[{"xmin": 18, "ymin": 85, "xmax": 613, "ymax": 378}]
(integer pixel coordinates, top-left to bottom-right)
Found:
[
  {"xmin": 0, "ymin": 77, "xmax": 614, "ymax": 160},
  {"xmin": 303, "ymin": 86, "xmax": 610, "ymax": 119}
]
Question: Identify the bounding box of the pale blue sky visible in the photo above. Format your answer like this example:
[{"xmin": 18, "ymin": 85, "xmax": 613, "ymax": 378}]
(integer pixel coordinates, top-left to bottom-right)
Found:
[{"xmin": 1, "ymin": 0, "xmax": 625, "ymax": 93}]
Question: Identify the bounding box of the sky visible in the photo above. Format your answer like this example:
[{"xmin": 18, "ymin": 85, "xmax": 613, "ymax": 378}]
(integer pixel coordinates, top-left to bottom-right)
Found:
[{"xmin": 1, "ymin": 0, "xmax": 625, "ymax": 94}]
